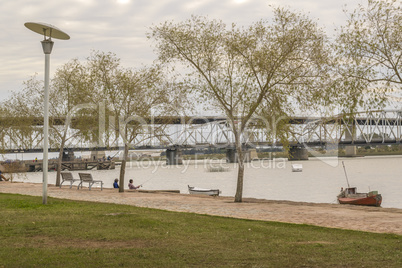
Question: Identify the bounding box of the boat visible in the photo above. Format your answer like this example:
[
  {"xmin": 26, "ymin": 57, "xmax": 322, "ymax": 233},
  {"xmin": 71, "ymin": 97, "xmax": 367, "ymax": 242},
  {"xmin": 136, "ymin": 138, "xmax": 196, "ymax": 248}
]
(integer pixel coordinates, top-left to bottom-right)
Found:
[
  {"xmin": 337, "ymin": 161, "xmax": 382, "ymax": 206},
  {"xmin": 291, "ymin": 164, "xmax": 303, "ymax": 172},
  {"xmin": 188, "ymin": 185, "xmax": 220, "ymax": 196},
  {"xmin": 337, "ymin": 187, "xmax": 382, "ymax": 207}
]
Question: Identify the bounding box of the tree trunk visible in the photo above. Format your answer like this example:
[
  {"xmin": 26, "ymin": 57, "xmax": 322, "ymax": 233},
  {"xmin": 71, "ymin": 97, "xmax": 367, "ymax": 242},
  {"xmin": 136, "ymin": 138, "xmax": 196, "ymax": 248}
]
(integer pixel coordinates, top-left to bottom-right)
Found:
[
  {"xmin": 234, "ymin": 130, "xmax": 244, "ymax": 202},
  {"xmin": 55, "ymin": 132, "xmax": 67, "ymax": 187},
  {"xmin": 234, "ymin": 147, "xmax": 245, "ymax": 202},
  {"xmin": 118, "ymin": 143, "xmax": 129, "ymax": 193}
]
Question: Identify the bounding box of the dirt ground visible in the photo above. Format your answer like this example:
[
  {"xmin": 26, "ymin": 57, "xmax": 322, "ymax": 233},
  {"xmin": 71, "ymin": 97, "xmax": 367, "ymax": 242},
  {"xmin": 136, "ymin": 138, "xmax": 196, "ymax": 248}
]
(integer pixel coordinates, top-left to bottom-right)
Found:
[{"xmin": 1, "ymin": 181, "xmax": 401, "ymax": 235}]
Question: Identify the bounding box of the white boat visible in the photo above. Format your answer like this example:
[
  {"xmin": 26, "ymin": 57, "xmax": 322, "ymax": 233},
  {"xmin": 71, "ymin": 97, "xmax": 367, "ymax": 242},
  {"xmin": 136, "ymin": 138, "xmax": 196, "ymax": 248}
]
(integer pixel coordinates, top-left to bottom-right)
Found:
[
  {"xmin": 188, "ymin": 185, "xmax": 220, "ymax": 196},
  {"xmin": 291, "ymin": 164, "xmax": 303, "ymax": 172}
]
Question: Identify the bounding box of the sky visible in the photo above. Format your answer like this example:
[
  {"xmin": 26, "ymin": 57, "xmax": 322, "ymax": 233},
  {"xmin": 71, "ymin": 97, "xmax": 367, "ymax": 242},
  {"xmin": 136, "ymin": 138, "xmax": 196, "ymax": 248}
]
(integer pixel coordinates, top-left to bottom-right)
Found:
[{"xmin": 0, "ymin": 0, "xmax": 365, "ymax": 102}]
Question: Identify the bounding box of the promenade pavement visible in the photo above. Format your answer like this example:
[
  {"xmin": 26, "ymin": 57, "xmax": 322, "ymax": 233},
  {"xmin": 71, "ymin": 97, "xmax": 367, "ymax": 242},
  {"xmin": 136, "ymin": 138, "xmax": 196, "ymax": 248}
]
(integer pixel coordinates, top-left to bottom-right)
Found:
[{"xmin": 1, "ymin": 181, "xmax": 401, "ymax": 235}]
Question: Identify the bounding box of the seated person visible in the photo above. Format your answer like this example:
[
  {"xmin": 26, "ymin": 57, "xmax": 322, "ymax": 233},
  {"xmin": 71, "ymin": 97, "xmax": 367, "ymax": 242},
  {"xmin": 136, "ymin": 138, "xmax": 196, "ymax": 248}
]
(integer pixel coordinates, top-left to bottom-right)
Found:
[
  {"xmin": 0, "ymin": 170, "xmax": 9, "ymax": 181},
  {"xmin": 113, "ymin": 178, "xmax": 119, "ymax": 188},
  {"xmin": 128, "ymin": 179, "xmax": 141, "ymax": 190}
]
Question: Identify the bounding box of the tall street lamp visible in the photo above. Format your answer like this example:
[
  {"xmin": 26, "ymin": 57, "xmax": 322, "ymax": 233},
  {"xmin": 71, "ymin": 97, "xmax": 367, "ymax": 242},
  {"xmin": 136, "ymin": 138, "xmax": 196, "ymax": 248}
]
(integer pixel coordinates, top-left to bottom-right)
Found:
[{"xmin": 24, "ymin": 22, "xmax": 70, "ymax": 204}]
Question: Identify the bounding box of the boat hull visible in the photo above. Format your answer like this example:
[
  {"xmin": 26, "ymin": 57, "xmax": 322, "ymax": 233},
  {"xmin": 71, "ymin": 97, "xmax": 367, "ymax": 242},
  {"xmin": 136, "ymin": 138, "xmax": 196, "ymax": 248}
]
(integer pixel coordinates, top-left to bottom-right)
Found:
[
  {"xmin": 188, "ymin": 186, "xmax": 220, "ymax": 196},
  {"xmin": 338, "ymin": 194, "xmax": 382, "ymax": 207},
  {"xmin": 291, "ymin": 164, "xmax": 303, "ymax": 172}
]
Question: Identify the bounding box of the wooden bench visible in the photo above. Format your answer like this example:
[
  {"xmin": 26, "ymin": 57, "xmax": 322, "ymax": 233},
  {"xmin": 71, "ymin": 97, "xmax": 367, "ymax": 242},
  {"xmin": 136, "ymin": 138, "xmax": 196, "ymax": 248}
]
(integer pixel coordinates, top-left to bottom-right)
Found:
[
  {"xmin": 60, "ymin": 172, "xmax": 80, "ymax": 189},
  {"xmin": 78, "ymin": 173, "xmax": 103, "ymax": 191}
]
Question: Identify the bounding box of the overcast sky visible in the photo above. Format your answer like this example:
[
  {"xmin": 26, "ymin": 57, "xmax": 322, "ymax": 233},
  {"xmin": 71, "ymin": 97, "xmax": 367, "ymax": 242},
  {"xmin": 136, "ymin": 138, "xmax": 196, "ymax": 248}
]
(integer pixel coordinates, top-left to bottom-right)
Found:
[{"xmin": 0, "ymin": 0, "xmax": 365, "ymax": 102}]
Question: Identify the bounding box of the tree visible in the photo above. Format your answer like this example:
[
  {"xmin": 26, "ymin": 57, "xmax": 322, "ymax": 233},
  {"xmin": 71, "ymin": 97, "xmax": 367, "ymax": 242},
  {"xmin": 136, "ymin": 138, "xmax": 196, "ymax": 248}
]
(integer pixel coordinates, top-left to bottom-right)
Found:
[
  {"xmin": 1, "ymin": 76, "xmax": 44, "ymax": 151},
  {"xmin": 0, "ymin": 60, "xmax": 100, "ymax": 186},
  {"xmin": 149, "ymin": 9, "xmax": 331, "ymax": 202},
  {"xmin": 86, "ymin": 51, "xmax": 179, "ymax": 192},
  {"xmin": 336, "ymin": 0, "xmax": 402, "ymax": 110},
  {"xmin": 50, "ymin": 58, "xmax": 94, "ymax": 186},
  {"xmin": 1, "ymin": 50, "xmax": 180, "ymax": 191}
]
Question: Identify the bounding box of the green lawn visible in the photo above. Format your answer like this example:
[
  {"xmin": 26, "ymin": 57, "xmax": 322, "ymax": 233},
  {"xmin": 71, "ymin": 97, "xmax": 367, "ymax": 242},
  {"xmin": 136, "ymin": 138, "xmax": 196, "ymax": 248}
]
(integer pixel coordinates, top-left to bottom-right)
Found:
[{"xmin": 0, "ymin": 193, "xmax": 401, "ymax": 267}]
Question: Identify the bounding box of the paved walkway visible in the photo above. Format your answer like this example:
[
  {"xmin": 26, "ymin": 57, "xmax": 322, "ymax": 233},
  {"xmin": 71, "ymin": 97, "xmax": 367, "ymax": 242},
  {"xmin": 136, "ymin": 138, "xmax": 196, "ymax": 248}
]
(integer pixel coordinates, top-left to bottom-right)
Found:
[{"xmin": 1, "ymin": 182, "xmax": 402, "ymax": 235}]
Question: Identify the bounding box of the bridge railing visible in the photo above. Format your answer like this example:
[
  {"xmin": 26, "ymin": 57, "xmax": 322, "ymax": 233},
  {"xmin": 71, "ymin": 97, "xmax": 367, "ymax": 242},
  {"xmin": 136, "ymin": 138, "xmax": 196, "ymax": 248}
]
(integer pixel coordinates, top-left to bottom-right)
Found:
[{"xmin": 1, "ymin": 110, "xmax": 401, "ymax": 152}]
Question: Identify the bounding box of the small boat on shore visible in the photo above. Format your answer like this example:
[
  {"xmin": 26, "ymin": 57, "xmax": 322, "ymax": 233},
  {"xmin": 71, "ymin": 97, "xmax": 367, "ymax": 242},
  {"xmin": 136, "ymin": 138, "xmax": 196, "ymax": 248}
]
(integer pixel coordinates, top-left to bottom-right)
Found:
[
  {"xmin": 188, "ymin": 185, "xmax": 220, "ymax": 196},
  {"xmin": 337, "ymin": 161, "xmax": 382, "ymax": 207},
  {"xmin": 337, "ymin": 187, "xmax": 382, "ymax": 207}
]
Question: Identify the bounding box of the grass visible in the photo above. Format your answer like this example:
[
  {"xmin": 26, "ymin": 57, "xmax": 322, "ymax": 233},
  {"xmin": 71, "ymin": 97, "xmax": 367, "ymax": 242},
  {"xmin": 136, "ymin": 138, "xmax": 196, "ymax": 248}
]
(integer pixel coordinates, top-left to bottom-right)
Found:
[{"xmin": 0, "ymin": 194, "xmax": 401, "ymax": 268}]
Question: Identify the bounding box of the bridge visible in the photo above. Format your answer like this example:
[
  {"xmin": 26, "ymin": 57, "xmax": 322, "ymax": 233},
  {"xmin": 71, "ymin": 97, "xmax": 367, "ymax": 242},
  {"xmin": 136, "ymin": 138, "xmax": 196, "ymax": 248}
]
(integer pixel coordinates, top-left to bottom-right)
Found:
[{"xmin": 1, "ymin": 109, "xmax": 401, "ymax": 162}]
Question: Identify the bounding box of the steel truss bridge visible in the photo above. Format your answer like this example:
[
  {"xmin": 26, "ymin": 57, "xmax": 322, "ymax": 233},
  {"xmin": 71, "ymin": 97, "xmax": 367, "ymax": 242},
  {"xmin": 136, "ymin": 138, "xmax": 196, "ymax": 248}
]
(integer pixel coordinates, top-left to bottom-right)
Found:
[{"xmin": 1, "ymin": 110, "xmax": 401, "ymax": 153}]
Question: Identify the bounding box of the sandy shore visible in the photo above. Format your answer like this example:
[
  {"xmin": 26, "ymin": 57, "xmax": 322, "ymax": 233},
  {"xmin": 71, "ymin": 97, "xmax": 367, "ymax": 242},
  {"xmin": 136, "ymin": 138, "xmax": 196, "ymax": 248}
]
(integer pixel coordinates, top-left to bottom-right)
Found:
[{"xmin": 1, "ymin": 181, "xmax": 401, "ymax": 235}]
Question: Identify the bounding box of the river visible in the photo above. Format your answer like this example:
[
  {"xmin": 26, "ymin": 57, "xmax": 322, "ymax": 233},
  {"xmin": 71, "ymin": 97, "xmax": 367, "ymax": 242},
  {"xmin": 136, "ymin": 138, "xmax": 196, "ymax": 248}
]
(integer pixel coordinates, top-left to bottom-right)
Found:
[{"xmin": 8, "ymin": 155, "xmax": 402, "ymax": 209}]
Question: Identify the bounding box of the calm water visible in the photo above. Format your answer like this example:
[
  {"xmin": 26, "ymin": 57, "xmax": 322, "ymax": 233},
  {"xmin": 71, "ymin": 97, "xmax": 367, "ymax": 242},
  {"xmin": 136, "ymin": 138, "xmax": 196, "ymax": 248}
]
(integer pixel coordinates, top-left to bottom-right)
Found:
[{"xmin": 11, "ymin": 155, "xmax": 402, "ymax": 209}]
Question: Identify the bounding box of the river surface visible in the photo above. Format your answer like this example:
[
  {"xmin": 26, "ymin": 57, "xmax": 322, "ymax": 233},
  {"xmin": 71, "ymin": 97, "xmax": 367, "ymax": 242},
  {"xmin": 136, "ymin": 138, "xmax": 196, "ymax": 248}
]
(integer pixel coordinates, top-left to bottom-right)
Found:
[{"xmin": 10, "ymin": 155, "xmax": 402, "ymax": 209}]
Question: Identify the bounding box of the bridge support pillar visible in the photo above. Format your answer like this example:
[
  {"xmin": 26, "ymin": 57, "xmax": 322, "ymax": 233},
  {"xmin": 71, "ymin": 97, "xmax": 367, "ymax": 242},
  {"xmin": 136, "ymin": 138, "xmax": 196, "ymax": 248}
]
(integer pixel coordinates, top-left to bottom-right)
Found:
[
  {"xmin": 166, "ymin": 147, "xmax": 183, "ymax": 165},
  {"xmin": 345, "ymin": 146, "xmax": 357, "ymax": 157},
  {"xmin": 62, "ymin": 150, "xmax": 75, "ymax": 161},
  {"xmin": 345, "ymin": 124, "xmax": 357, "ymax": 157},
  {"xmin": 288, "ymin": 146, "xmax": 308, "ymax": 161},
  {"xmin": 226, "ymin": 148, "xmax": 251, "ymax": 163}
]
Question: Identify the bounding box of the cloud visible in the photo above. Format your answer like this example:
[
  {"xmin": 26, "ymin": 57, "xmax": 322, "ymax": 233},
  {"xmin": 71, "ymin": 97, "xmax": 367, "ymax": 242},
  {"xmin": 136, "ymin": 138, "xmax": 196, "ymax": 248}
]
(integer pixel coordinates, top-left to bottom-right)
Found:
[{"xmin": 0, "ymin": 0, "xmax": 358, "ymax": 101}]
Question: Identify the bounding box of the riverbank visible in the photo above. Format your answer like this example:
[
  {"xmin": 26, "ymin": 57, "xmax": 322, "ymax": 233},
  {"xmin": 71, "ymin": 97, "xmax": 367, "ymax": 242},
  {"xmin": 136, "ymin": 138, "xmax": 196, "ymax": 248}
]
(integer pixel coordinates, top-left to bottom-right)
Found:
[{"xmin": 1, "ymin": 181, "xmax": 401, "ymax": 235}]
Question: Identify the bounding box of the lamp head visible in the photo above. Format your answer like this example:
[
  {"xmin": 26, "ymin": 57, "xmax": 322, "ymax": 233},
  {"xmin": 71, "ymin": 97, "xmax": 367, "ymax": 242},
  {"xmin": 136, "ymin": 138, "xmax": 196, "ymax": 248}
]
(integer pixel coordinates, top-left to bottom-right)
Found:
[{"xmin": 24, "ymin": 22, "xmax": 70, "ymax": 40}]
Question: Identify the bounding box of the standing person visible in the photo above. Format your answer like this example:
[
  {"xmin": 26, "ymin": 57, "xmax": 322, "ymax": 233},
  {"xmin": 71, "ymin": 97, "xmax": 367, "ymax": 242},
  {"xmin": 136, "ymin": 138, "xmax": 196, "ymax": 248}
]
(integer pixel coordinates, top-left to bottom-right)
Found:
[
  {"xmin": 128, "ymin": 179, "xmax": 141, "ymax": 190},
  {"xmin": 113, "ymin": 178, "xmax": 119, "ymax": 188}
]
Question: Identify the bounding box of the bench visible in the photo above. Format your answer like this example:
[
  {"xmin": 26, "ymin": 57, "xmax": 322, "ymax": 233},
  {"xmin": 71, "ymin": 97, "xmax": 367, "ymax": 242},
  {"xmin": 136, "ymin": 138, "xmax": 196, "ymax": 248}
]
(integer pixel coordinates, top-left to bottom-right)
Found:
[
  {"xmin": 60, "ymin": 172, "xmax": 80, "ymax": 189},
  {"xmin": 78, "ymin": 173, "xmax": 103, "ymax": 191}
]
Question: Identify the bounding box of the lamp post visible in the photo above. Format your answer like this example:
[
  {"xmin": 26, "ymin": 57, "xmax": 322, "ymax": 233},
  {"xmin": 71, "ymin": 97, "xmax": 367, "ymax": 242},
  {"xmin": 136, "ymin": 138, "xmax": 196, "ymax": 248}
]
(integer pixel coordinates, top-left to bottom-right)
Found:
[{"xmin": 24, "ymin": 22, "xmax": 70, "ymax": 204}]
